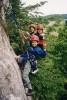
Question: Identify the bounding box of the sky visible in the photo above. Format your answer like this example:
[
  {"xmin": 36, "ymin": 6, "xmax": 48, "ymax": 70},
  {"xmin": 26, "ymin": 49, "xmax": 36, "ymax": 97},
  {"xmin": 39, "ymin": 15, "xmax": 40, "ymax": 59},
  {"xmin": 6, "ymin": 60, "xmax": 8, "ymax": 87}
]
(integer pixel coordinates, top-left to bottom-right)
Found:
[{"xmin": 21, "ymin": 0, "xmax": 67, "ymax": 16}]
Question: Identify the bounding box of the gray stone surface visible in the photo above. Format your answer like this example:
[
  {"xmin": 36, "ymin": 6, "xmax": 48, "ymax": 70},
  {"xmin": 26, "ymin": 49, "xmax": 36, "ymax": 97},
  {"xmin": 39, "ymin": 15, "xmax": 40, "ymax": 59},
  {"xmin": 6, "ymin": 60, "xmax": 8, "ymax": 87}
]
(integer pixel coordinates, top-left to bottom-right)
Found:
[{"xmin": 0, "ymin": 25, "xmax": 29, "ymax": 100}]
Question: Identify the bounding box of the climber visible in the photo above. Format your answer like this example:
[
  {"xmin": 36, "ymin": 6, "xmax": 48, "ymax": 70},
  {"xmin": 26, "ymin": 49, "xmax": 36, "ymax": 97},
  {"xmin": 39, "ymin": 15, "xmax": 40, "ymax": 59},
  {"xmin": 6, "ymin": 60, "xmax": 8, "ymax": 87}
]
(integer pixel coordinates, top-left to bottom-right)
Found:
[
  {"xmin": 15, "ymin": 35, "xmax": 46, "ymax": 96},
  {"xmin": 18, "ymin": 24, "xmax": 37, "ymax": 51},
  {"xmin": 36, "ymin": 24, "xmax": 46, "ymax": 51},
  {"xmin": 16, "ymin": 35, "xmax": 46, "ymax": 74},
  {"xmin": 18, "ymin": 24, "xmax": 37, "ymax": 52},
  {"xmin": 16, "ymin": 50, "xmax": 38, "ymax": 74},
  {"xmin": 26, "ymin": 23, "xmax": 37, "ymax": 37},
  {"xmin": 25, "ymin": 23, "xmax": 37, "ymax": 47},
  {"xmin": 18, "ymin": 24, "xmax": 37, "ymax": 41}
]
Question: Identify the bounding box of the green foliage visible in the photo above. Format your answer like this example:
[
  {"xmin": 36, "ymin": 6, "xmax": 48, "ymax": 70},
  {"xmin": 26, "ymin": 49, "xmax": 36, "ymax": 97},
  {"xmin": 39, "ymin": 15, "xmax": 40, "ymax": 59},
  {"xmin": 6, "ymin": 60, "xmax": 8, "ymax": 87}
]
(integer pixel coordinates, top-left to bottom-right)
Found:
[
  {"xmin": 30, "ymin": 28, "xmax": 67, "ymax": 100},
  {"xmin": 46, "ymin": 26, "xmax": 55, "ymax": 33},
  {"xmin": 54, "ymin": 26, "xmax": 67, "ymax": 77},
  {"xmin": 45, "ymin": 14, "xmax": 65, "ymax": 21},
  {"xmin": 65, "ymin": 20, "xmax": 67, "ymax": 26},
  {"xmin": 25, "ymin": 1, "xmax": 47, "ymax": 11},
  {"xmin": 30, "ymin": 16, "xmax": 49, "ymax": 25}
]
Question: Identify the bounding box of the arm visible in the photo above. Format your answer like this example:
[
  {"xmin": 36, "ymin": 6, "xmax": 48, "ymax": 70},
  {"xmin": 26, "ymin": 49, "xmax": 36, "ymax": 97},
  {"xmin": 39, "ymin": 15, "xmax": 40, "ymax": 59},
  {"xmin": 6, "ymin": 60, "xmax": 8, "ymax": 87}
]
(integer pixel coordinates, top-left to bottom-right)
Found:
[
  {"xmin": 19, "ymin": 29, "xmax": 31, "ymax": 43},
  {"xmin": 39, "ymin": 34, "xmax": 45, "ymax": 40},
  {"xmin": 30, "ymin": 47, "xmax": 46, "ymax": 58},
  {"xmin": 15, "ymin": 55, "xmax": 20, "ymax": 61},
  {"xmin": 35, "ymin": 48, "xmax": 46, "ymax": 58},
  {"xmin": 18, "ymin": 29, "xmax": 27, "ymax": 40},
  {"xmin": 15, "ymin": 53, "xmax": 28, "ymax": 62}
]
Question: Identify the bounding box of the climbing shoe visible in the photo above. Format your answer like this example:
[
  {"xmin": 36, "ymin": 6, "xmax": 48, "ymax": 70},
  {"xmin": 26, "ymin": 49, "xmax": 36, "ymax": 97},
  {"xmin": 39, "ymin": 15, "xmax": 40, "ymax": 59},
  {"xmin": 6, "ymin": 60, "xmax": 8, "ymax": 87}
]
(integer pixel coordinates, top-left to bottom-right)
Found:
[
  {"xmin": 26, "ymin": 89, "xmax": 35, "ymax": 96},
  {"xmin": 32, "ymin": 68, "xmax": 38, "ymax": 74}
]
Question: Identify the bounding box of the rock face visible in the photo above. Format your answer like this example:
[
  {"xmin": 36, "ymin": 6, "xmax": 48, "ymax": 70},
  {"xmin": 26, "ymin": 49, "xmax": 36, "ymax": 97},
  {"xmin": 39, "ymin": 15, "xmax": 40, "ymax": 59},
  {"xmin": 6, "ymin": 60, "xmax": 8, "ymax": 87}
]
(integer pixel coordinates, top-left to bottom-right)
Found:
[
  {"xmin": 0, "ymin": 0, "xmax": 10, "ymax": 23},
  {"xmin": 0, "ymin": 25, "xmax": 28, "ymax": 100},
  {"xmin": 0, "ymin": 1, "xmax": 32, "ymax": 99}
]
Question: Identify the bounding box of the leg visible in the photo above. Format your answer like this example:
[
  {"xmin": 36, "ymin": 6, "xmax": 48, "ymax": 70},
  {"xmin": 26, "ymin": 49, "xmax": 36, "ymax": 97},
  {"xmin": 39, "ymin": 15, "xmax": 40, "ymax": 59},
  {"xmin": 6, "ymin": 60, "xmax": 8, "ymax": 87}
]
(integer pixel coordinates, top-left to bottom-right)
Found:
[
  {"xmin": 23, "ymin": 60, "xmax": 35, "ymax": 95},
  {"xmin": 30, "ymin": 60, "xmax": 38, "ymax": 74},
  {"xmin": 23, "ymin": 60, "xmax": 32, "ymax": 89}
]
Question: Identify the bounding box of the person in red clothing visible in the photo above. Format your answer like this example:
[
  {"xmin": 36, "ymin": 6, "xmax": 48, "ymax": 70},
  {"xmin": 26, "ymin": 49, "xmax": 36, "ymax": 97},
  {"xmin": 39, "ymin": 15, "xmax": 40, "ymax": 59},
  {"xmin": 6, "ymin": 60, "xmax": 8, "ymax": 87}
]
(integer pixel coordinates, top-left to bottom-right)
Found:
[{"xmin": 36, "ymin": 24, "xmax": 46, "ymax": 51}]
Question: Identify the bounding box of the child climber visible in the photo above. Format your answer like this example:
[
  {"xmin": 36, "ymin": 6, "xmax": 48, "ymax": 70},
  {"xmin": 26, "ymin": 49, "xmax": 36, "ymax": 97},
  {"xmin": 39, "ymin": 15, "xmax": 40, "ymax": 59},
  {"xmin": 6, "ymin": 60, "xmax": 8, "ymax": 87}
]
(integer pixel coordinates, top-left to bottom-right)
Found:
[
  {"xmin": 15, "ymin": 35, "xmax": 46, "ymax": 96},
  {"xmin": 26, "ymin": 24, "xmax": 37, "ymax": 37},
  {"xmin": 28, "ymin": 35, "xmax": 46, "ymax": 73},
  {"xmin": 16, "ymin": 35, "xmax": 46, "ymax": 74},
  {"xmin": 37, "ymin": 24, "xmax": 46, "ymax": 51},
  {"xmin": 17, "ymin": 50, "xmax": 38, "ymax": 74},
  {"xmin": 18, "ymin": 24, "xmax": 37, "ymax": 52},
  {"xmin": 25, "ymin": 23, "xmax": 37, "ymax": 47}
]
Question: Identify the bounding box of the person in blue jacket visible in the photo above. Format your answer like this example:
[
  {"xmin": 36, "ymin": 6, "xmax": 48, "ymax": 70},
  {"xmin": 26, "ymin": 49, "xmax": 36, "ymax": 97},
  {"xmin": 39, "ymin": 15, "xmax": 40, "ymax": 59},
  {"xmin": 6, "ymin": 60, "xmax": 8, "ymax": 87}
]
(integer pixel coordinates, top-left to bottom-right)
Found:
[
  {"xmin": 15, "ymin": 35, "xmax": 46, "ymax": 96},
  {"xmin": 17, "ymin": 51, "xmax": 38, "ymax": 74},
  {"xmin": 16, "ymin": 35, "xmax": 46, "ymax": 74}
]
